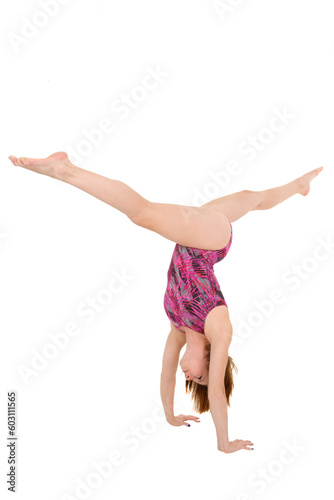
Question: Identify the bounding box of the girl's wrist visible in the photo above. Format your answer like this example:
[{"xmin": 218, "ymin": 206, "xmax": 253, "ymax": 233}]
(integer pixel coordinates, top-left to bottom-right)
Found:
[
  {"xmin": 218, "ymin": 439, "xmax": 230, "ymax": 453},
  {"xmin": 165, "ymin": 411, "xmax": 175, "ymax": 422}
]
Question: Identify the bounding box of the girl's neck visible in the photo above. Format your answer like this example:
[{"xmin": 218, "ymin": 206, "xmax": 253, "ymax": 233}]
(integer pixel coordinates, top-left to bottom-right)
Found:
[{"xmin": 185, "ymin": 329, "xmax": 207, "ymax": 349}]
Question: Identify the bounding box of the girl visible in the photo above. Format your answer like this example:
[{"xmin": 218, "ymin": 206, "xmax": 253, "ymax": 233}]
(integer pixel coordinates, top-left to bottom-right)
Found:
[{"xmin": 8, "ymin": 152, "xmax": 323, "ymax": 454}]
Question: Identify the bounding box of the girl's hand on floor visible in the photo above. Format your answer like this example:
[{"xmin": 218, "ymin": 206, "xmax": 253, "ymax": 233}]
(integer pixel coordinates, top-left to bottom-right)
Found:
[
  {"xmin": 220, "ymin": 439, "xmax": 254, "ymax": 453},
  {"xmin": 167, "ymin": 414, "xmax": 200, "ymax": 427}
]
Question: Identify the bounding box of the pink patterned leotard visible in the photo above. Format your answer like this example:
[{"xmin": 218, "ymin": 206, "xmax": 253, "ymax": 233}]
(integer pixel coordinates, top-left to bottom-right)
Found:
[{"xmin": 163, "ymin": 220, "xmax": 233, "ymax": 334}]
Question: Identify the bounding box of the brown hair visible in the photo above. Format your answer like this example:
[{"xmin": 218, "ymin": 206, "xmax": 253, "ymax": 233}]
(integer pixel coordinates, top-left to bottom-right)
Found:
[{"xmin": 185, "ymin": 340, "xmax": 238, "ymax": 414}]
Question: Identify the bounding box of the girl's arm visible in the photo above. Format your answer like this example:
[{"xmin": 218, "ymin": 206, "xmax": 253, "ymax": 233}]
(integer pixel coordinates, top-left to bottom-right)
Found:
[
  {"xmin": 207, "ymin": 324, "xmax": 253, "ymax": 453},
  {"xmin": 160, "ymin": 328, "xmax": 199, "ymax": 427},
  {"xmin": 160, "ymin": 373, "xmax": 177, "ymax": 423},
  {"xmin": 207, "ymin": 336, "xmax": 230, "ymax": 451},
  {"xmin": 160, "ymin": 328, "xmax": 185, "ymax": 421}
]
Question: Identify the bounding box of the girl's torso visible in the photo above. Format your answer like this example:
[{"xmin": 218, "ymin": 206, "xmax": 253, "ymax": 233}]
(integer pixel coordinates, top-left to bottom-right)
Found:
[{"xmin": 164, "ymin": 222, "xmax": 233, "ymax": 334}]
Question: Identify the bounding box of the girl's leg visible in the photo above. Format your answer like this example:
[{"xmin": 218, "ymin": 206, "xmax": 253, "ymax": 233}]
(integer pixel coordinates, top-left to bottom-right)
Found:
[
  {"xmin": 8, "ymin": 152, "xmax": 231, "ymax": 250},
  {"xmin": 8, "ymin": 152, "xmax": 323, "ymax": 246},
  {"xmin": 201, "ymin": 167, "xmax": 323, "ymax": 222}
]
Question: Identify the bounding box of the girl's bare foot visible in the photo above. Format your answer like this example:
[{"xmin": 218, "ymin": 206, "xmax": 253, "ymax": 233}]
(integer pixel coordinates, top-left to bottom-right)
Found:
[
  {"xmin": 297, "ymin": 167, "xmax": 324, "ymax": 196},
  {"xmin": 8, "ymin": 151, "xmax": 73, "ymax": 179}
]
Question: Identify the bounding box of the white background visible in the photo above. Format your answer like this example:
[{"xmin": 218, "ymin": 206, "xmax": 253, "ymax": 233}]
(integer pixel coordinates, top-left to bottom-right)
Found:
[{"xmin": 1, "ymin": 0, "xmax": 333, "ymax": 499}]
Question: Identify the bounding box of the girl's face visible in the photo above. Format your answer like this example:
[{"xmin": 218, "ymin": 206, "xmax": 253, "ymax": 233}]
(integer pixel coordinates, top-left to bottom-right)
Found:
[{"xmin": 179, "ymin": 346, "xmax": 208, "ymax": 385}]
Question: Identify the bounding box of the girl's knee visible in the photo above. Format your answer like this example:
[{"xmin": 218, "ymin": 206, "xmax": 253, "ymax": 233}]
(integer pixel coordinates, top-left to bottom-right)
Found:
[
  {"xmin": 243, "ymin": 190, "xmax": 261, "ymax": 210},
  {"xmin": 129, "ymin": 201, "xmax": 154, "ymax": 229}
]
